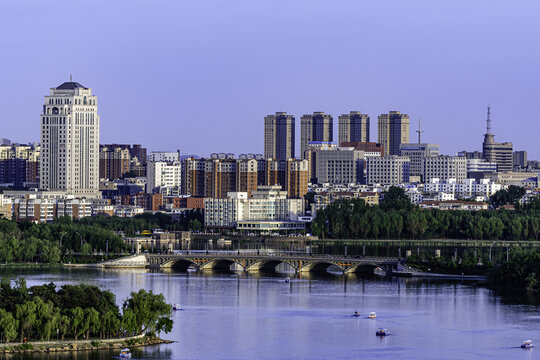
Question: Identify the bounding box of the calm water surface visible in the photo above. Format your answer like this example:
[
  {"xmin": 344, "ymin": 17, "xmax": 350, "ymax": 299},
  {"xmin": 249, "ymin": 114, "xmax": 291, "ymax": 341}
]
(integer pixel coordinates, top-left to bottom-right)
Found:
[{"xmin": 1, "ymin": 268, "xmax": 538, "ymax": 360}]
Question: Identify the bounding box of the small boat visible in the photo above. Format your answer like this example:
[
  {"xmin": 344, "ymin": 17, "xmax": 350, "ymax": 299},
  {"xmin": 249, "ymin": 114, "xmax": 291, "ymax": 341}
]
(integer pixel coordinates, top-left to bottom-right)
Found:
[
  {"xmin": 173, "ymin": 304, "xmax": 182, "ymax": 311},
  {"xmin": 369, "ymin": 312, "xmax": 377, "ymax": 319},
  {"xmin": 521, "ymin": 340, "xmax": 534, "ymax": 349},
  {"xmin": 352, "ymin": 311, "xmax": 360, "ymax": 317},
  {"xmin": 376, "ymin": 328, "xmax": 389, "ymax": 336},
  {"xmin": 187, "ymin": 265, "xmax": 197, "ymax": 272},
  {"xmin": 284, "ymin": 278, "xmax": 291, "ymax": 283},
  {"xmin": 119, "ymin": 348, "xmax": 132, "ymax": 358}
]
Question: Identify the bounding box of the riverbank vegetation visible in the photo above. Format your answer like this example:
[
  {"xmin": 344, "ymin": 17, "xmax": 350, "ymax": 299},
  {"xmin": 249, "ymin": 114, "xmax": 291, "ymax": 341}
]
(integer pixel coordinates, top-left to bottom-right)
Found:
[
  {"xmin": 311, "ymin": 187, "xmax": 540, "ymax": 240},
  {"xmin": 489, "ymin": 248, "xmax": 540, "ymax": 292},
  {"xmin": 0, "ymin": 279, "xmax": 173, "ymax": 343},
  {"xmin": 406, "ymin": 254, "xmax": 490, "ymax": 275}
]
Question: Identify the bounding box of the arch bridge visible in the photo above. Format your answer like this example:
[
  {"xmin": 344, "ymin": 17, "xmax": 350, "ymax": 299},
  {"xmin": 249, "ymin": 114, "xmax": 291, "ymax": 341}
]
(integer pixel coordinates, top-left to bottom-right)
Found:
[{"xmin": 146, "ymin": 253, "xmax": 400, "ymax": 274}]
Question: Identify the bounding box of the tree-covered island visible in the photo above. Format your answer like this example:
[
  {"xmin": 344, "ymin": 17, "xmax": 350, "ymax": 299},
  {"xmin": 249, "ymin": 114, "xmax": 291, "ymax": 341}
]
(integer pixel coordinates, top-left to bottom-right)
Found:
[{"xmin": 0, "ymin": 279, "xmax": 173, "ymax": 350}]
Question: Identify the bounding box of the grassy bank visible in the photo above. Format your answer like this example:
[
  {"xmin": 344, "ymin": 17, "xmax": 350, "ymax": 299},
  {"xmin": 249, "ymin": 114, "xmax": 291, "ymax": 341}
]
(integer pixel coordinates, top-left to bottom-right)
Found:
[{"xmin": 0, "ymin": 335, "xmax": 171, "ymax": 354}]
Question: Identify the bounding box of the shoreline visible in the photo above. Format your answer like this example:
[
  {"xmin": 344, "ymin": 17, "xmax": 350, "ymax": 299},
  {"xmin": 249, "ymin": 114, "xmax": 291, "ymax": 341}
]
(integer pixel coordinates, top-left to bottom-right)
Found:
[{"xmin": 0, "ymin": 335, "xmax": 172, "ymax": 354}]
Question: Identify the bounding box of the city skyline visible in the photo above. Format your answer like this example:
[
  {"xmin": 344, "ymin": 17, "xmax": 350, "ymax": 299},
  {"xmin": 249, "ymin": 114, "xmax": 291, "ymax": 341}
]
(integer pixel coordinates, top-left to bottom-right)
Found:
[{"xmin": 0, "ymin": 1, "xmax": 538, "ymax": 160}]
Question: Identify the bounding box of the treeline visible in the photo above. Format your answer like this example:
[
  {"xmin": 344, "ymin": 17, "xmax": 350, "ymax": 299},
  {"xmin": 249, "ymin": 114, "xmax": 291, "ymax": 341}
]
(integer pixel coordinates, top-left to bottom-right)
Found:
[
  {"xmin": 490, "ymin": 248, "xmax": 540, "ymax": 292},
  {"xmin": 77, "ymin": 211, "xmax": 204, "ymax": 235},
  {"xmin": 311, "ymin": 187, "xmax": 540, "ymax": 240},
  {"xmin": 0, "ymin": 217, "xmax": 126, "ymax": 263},
  {"xmin": 406, "ymin": 254, "xmax": 489, "ymax": 275},
  {"xmin": 0, "ymin": 279, "xmax": 173, "ymax": 343}
]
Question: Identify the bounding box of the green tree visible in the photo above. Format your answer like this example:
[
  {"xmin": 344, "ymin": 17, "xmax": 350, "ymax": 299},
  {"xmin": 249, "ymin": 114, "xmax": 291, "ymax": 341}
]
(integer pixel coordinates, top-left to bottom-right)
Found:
[
  {"xmin": 83, "ymin": 307, "xmax": 100, "ymax": 340},
  {"xmin": 381, "ymin": 186, "xmax": 413, "ymax": 211},
  {"xmin": 70, "ymin": 307, "xmax": 85, "ymax": 340},
  {"xmin": 0, "ymin": 308, "xmax": 18, "ymax": 343},
  {"xmin": 81, "ymin": 242, "xmax": 93, "ymax": 256},
  {"xmin": 58, "ymin": 314, "xmax": 70, "ymax": 341},
  {"xmin": 123, "ymin": 289, "xmax": 172, "ymax": 335},
  {"xmin": 15, "ymin": 300, "xmax": 37, "ymax": 342}
]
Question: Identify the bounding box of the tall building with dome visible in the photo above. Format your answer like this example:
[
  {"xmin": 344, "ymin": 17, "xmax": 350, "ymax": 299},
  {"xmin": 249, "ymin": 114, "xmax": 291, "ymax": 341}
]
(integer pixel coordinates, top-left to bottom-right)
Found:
[{"xmin": 39, "ymin": 80, "xmax": 100, "ymax": 196}]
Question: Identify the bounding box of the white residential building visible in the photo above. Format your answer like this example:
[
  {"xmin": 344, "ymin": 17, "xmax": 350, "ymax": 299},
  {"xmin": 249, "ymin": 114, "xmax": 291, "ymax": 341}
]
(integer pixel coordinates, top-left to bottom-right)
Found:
[
  {"xmin": 146, "ymin": 161, "xmax": 182, "ymax": 193},
  {"xmin": 148, "ymin": 151, "xmax": 180, "ymax": 162},
  {"xmin": 423, "ymin": 156, "xmax": 467, "ymax": 182},
  {"xmin": 366, "ymin": 156, "xmax": 410, "ymax": 185},
  {"xmin": 204, "ymin": 185, "xmax": 305, "ymax": 228},
  {"xmin": 40, "ymin": 80, "xmax": 100, "ymax": 196}
]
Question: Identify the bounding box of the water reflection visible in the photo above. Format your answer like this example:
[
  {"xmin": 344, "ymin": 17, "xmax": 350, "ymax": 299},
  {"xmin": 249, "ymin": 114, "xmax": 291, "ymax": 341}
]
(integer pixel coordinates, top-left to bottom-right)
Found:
[{"xmin": 1, "ymin": 268, "xmax": 539, "ymax": 360}]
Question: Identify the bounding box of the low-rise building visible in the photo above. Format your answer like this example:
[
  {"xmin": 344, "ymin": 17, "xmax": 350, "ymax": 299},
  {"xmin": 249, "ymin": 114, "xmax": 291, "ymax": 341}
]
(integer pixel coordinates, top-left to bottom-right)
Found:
[
  {"xmin": 419, "ymin": 200, "xmax": 488, "ymax": 211},
  {"xmin": 204, "ymin": 185, "xmax": 305, "ymax": 229}
]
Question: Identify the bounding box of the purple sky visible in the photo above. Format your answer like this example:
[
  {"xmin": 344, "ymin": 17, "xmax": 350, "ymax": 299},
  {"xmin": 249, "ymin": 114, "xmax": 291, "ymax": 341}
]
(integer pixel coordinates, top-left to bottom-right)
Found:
[{"xmin": 1, "ymin": 0, "xmax": 539, "ymax": 160}]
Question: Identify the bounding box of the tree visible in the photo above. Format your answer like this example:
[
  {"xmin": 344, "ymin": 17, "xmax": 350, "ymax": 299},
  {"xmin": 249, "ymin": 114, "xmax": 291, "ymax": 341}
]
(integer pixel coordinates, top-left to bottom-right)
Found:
[
  {"xmin": 189, "ymin": 219, "xmax": 202, "ymax": 232},
  {"xmin": 123, "ymin": 289, "xmax": 172, "ymax": 335},
  {"xmin": 0, "ymin": 308, "xmax": 17, "ymax": 343},
  {"xmin": 381, "ymin": 186, "xmax": 413, "ymax": 211},
  {"xmin": 81, "ymin": 242, "xmax": 93, "ymax": 256},
  {"xmin": 71, "ymin": 307, "xmax": 85, "ymax": 340},
  {"xmin": 83, "ymin": 307, "xmax": 100, "ymax": 340},
  {"xmin": 15, "ymin": 300, "xmax": 37, "ymax": 342},
  {"xmin": 58, "ymin": 314, "xmax": 70, "ymax": 341}
]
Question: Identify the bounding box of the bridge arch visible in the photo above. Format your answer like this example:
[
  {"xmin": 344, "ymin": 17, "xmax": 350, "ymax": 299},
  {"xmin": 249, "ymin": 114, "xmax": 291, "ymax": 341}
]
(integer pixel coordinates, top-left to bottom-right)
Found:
[
  {"xmin": 199, "ymin": 259, "xmax": 244, "ymax": 271},
  {"xmin": 164, "ymin": 259, "xmax": 199, "ymax": 271},
  {"xmin": 299, "ymin": 261, "xmax": 345, "ymax": 273},
  {"xmin": 245, "ymin": 259, "xmax": 295, "ymax": 272}
]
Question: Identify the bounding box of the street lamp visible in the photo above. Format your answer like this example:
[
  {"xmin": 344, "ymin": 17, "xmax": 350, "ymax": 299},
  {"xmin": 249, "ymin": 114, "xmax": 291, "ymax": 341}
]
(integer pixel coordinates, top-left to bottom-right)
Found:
[
  {"xmin": 489, "ymin": 241, "xmax": 499, "ymax": 263},
  {"xmin": 59, "ymin": 232, "xmax": 67, "ymax": 253}
]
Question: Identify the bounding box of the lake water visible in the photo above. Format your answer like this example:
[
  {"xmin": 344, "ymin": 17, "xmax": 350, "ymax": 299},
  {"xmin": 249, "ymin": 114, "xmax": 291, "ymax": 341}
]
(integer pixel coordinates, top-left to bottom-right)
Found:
[{"xmin": 1, "ymin": 268, "xmax": 538, "ymax": 360}]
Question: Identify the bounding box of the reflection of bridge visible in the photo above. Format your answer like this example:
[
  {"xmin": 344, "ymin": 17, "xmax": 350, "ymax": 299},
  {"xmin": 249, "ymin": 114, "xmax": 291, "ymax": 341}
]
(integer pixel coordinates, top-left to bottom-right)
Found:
[{"xmin": 145, "ymin": 253, "xmax": 400, "ymax": 274}]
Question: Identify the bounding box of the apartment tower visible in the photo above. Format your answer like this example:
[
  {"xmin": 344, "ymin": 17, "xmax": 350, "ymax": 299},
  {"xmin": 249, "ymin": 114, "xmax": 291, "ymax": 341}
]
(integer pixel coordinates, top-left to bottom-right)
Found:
[
  {"xmin": 300, "ymin": 112, "xmax": 333, "ymax": 159},
  {"xmin": 338, "ymin": 111, "xmax": 370, "ymax": 145},
  {"xmin": 264, "ymin": 112, "xmax": 295, "ymax": 160},
  {"xmin": 40, "ymin": 80, "xmax": 100, "ymax": 196},
  {"xmin": 377, "ymin": 111, "xmax": 410, "ymax": 155}
]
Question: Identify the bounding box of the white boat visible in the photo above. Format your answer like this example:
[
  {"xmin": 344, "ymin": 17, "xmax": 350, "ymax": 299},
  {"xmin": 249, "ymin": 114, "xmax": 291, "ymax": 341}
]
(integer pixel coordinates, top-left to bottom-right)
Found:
[
  {"xmin": 173, "ymin": 304, "xmax": 182, "ymax": 311},
  {"xmin": 119, "ymin": 348, "xmax": 132, "ymax": 358},
  {"xmin": 369, "ymin": 312, "xmax": 377, "ymax": 319},
  {"xmin": 187, "ymin": 265, "xmax": 197, "ymax": 272},
  {"xmin": 521, "ymin": 340, "xmax": 534, "ymax": 349}
]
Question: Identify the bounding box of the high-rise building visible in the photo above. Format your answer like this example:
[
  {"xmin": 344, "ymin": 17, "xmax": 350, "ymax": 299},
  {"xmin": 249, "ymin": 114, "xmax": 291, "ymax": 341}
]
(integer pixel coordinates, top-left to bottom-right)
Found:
[
  {"xmin": 399, "ymin": 143, "xmax": 440, "ymax": 178},
  {"xmin": 377, "ymin": 111, "xmax": 410, "ymax": 155},
  {"xmin": 338, "ymin": 111, "xmax": 370, "ymax": 145},
  {"xmin": 513, "ymin": 151, "xmax": 528, "ymax": 169},
  {"xmin": 0, "ymin": 144, "xmax": 40, "ymax": 187},
  {"xmin": 99, "ymin": 146, "xmax": 131, "ymax": 180},
  {"xmin": 101, "ymin": 144, "xmax": 147, "ymax": 164},
  {"xmin": 423, "ymin": 156, "xmax": 467, "ymax": 183},
  {"xmin": 40, "ymin": 81, "xmax": 100, "ymax": 196},
  {"xmin": 148, "ymin": 151, "xmax": 180, "ymax": 162},
  {"xmin": 264, "ymin": 112, "xmax": 295, "ymax": 160},
  {"xmin": 300, "ymin": 112, "xmax": 333, "ymax": 158},
  {"xmin": 482, "ymin": 108, "xmax": 513, "ymax": 173},
  {"xmin": 146, "ymin": 161, "xmax": 182, "ymax": 193},
  {"xmin": 314, "ymin": 148, "xmax": 364, "ymax": 185},
  {"xmin": 366, "ymin": 156, "xmax": 410, "ymax": 185}
]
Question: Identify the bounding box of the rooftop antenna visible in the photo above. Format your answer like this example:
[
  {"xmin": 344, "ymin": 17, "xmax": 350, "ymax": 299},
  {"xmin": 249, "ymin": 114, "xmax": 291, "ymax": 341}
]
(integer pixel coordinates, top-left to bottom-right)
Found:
[
  {"xmin": 70, "ymin": 74, "xmax": 72, "ymax": 82},
  {"xmin": 416, "ymin": 117, "xmax": 423, "ymax": 143}
]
